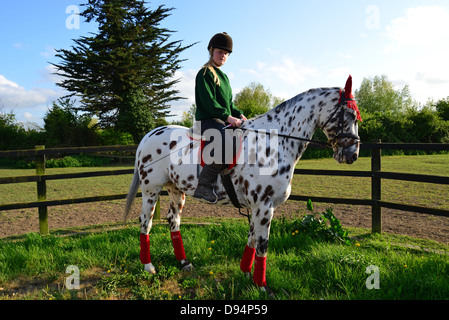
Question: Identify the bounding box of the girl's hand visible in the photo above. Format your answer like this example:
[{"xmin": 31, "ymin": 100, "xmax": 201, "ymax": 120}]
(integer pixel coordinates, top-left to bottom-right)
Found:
[
  {"xmin": 227, "ymin": 116, "xmax": 242, "ymax": 127},
  {"xmin": 240, "ymin": 115, "xmax": 247, "ymax": 121}
]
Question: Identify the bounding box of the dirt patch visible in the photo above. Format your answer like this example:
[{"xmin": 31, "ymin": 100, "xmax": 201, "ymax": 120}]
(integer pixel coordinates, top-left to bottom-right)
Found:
[{"xmin": 0, "ymin": 198, "xmax": 448, "ymax": 245}]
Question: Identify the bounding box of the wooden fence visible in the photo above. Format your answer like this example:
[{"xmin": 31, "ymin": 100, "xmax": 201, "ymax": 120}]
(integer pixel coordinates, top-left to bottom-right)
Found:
[{"xmin": 1, "ymin": 141, "xmax": 449, "ymax": 235}]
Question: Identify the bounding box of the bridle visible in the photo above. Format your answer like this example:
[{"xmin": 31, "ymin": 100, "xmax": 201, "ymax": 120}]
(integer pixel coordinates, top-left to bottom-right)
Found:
[{"xmin": 321, "ymin": 89, "xmax": 360, "ymax": 150}]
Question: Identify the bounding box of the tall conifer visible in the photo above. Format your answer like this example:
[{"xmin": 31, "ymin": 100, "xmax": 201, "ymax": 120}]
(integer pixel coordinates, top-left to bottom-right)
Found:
[{"xmin": 52, "ymin": 0, "xmax": 192, "ymax": 141}]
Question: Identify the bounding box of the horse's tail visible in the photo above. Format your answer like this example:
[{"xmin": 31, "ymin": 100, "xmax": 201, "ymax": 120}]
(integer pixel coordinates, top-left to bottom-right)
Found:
[{"xmin": 124, "ymin": 168, "xmax": 140, "ymax": 222}]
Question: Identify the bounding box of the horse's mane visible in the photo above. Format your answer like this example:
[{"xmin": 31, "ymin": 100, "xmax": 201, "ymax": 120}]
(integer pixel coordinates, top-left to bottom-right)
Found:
[
  {"xmin": 271, "ymin": 87, "xmax": 340, "ymax": 113},
  {"xmin": 245, "ymin": 87, "xmax": 340, "ymax": 123}
]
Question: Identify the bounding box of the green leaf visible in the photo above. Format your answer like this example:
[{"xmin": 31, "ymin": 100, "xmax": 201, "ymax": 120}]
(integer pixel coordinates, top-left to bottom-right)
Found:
[{"xmin": 307, "ymin": 199, "xmax": 314, "ymax": 212}]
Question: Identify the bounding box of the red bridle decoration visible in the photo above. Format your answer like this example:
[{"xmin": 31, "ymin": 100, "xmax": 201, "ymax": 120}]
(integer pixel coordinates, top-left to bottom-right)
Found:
[{"xmin": 340, "ymin": 75, "xmax": 362, "ymax": 122}]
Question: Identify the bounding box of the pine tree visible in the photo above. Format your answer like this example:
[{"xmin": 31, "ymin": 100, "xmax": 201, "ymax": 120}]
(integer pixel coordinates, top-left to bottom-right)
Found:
[{"xmin": 52, "ymin": 0, "xmax": 192, "ymax": 141}]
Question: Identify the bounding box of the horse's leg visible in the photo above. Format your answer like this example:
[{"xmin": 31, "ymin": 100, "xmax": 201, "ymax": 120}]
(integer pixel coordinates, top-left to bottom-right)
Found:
[
  {"xmin": 139, "ymin": 187, "xmax": 162, "ymax": 274},
  {"xmin": 240, "ymin": 220, "xmax": 256, "ymax": 277},
  {"xmin": 252, "ymin": 205, "xmax": 274, "ymax": 289},
  {"xmin": 166, "ymin": 183, "xmax": 193, "ymax": 271}
]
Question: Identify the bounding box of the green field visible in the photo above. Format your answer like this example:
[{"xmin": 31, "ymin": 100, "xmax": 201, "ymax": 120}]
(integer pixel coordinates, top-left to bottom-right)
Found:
[
  {"xmin": 0, "ymin": 218, "xmax": 448, "ymax": 300},
  {"xmin": 0, "ymin": 155, "xmax": 448, "ymax": 300}
]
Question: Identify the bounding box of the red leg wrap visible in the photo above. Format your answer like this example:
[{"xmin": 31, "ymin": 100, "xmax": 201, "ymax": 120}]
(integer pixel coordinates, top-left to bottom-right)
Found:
[
  {"xmin": 253, "ymin": 256, "xmax": 267, "ymax": 287},
  {"xmin": 240, "ymin": 245, "xmax": 256, "ymax": 273},
  {"xmin": 139, "ymin": 233, "xmax": 151, "ymax": 264},
  {"xmin": 170, "ymin": 231, "xmax": 187, "ymax": 261}
]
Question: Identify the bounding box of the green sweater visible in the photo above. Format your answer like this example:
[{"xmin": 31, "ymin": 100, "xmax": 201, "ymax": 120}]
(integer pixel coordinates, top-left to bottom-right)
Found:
[{"xmin": 195, "ymin": 66, "xmax": 242, "ymax": 122}]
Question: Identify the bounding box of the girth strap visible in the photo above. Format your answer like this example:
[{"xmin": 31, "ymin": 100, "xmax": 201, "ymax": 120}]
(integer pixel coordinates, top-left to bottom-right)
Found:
[{"xmin": 220, "ymin": 169, "xmax": 243, "ymax": 209}]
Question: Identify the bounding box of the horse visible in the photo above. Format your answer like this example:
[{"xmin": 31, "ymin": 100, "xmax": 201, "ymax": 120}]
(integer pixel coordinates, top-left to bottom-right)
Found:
[{"xmin": 124, "ymin": 75, "xmax": 361, "ymax": 291}]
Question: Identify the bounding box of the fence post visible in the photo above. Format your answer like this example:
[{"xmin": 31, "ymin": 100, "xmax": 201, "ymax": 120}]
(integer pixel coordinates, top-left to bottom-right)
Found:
[
  {"xmin": 371, "ymin": 139, "xmax": 382, "ymax": 233},
  {"xmin": 35, "ymin": 145, "xmax": 48, "ymax": 235}
]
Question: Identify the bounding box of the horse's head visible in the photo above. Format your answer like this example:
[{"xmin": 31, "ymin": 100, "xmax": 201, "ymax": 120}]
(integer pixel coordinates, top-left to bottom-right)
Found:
[{"xmin": 319, "ymin": 75, "xmax": 361, "ymax": 164}]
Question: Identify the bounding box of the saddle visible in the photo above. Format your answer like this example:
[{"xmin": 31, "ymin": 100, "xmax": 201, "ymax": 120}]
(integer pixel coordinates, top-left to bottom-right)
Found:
[
  {"xmin": 186, "ymin": 127, "xmax": 243, "ymax": 170},
  {"xmin": 187, "ymin": 127, "xmax": 243, "ymax": 208}
]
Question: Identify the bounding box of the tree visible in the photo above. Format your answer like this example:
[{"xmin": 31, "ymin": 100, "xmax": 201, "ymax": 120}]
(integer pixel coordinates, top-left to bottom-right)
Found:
[
  {"xmin": 0, "ymin": 109, "xmax": 43, "ymax": 150},
  {"xmin": 355, "ymin": 74, "xmax": 415, "ymax": 115},
  {"xmin": 234, "ymin": 82, "xmax": 284, "ymax": 118},
  {"xmin": 44, "ymin": 98, "xmax": 99, "ymax": 147},
  {"xmin": 435, "ymin": 97, "xmax": 449, "ymax": 121},
  {"xmin": 180, "ymin": 104, "xmax": 196, "ymax": 128},
  {"xmin": 52, "ymin": 0, "xmax": 192, "ymax": 142}
]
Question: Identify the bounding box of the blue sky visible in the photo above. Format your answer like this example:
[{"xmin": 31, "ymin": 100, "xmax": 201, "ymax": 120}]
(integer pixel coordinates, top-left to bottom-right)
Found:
[{"xmin": 1, "ymin": 0, "xmax": 449, "ymax": 127}]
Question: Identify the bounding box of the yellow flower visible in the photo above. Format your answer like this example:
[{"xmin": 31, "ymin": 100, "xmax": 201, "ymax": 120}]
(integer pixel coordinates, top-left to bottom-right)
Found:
[
  {"xmin": 355, "ymin": 243, "xmax": 361, "ymax": 247},
  {"xmin": 295, "ymin": 230, "xmax": 299, "ymax": 234},
  {"xmin": 291, "ymin": 232, "xmax": 295, "ymax": 236},
  {"xmin": 208, "ymin": 247, "xmax": 212, "ymax": 250},
  {"xmin": 211, "ymin": 240, "xmax": 215, "ymax": 244},
  {"xmin": 209, "ymin": 271, "xmax": 214, "ymax": 275}
]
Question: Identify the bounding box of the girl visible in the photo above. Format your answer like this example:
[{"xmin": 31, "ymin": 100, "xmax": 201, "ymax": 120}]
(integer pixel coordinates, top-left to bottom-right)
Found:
[{"xmin": 193, "ymin": 32, "xmax": 247, "ymax": 203}]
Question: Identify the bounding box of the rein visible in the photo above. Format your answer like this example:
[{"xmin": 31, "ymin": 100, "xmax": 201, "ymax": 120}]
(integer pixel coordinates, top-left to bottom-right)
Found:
[
  {"xmin": 232, "ymin": 89, "xmax": 361, "ymax": 150},
  {"xmin": 234, "ymin": 126, "xmax": 331, "ymax": 148}
]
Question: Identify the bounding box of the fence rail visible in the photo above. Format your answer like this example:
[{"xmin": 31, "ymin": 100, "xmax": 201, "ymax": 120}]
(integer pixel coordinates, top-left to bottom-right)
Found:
[{"xmin": 1, "ymin": 141, "xmax": 449, "ymax": 235}]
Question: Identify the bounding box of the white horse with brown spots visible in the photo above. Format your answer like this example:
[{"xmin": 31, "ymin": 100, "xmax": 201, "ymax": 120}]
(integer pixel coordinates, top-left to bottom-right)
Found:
[{"xmin": 124, "ymin": 75, "xmax": 361, "ymax": 291}]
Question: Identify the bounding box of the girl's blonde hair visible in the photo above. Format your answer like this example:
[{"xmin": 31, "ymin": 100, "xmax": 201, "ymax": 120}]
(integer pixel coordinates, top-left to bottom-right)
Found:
[{"xmin": 201, "ymin": 48, "xmax": 221, "ymax": 86}]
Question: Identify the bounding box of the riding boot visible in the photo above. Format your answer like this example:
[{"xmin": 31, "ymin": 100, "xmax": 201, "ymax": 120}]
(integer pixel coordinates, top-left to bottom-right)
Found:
[{"xmin": 193, "ymin": 164, "xmax": 224, "ymax": 203}]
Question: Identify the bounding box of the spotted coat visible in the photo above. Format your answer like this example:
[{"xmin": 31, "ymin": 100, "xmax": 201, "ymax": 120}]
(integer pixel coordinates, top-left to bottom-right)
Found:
[{"xmin": 124, "ymin": 84, "xmax": 360, "ymax": 288}]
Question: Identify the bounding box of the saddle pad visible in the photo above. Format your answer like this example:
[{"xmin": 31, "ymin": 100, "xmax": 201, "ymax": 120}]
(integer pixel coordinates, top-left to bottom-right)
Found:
[{"xmin": 186, "ymin": 131, "xmax": 243, "ymax": 170}]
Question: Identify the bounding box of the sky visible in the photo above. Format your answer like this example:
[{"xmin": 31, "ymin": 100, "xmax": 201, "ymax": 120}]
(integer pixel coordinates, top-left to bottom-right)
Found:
[{"xmin": 1, "ymin": 0, "xmax": 449, "ymax": 128}]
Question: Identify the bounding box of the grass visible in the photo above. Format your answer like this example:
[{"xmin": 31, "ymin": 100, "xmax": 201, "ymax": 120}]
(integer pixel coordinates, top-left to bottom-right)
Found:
[{"xmin": 0, "ymin": 217, "xmax": 448, "ymax": 300}]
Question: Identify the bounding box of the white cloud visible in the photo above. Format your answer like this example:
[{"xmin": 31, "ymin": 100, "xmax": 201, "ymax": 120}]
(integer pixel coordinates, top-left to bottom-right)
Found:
[
  {"xmin": 39, "ymin": 64, "xmax": 65, "ymax": 85},
  {"xmin": 242, "ymin": 56, "xmax": 319, "ymax": 95},
  {"xmin": 326, "ymin": 67, "xmax": 351, "ymax": 80},
  {"xmin": 384, "ymin": 6, "xmax": 449, "ymax": 102},
  {"xmin": 385, "ymin": 6, "xmax": 449, "ymax": 51},
  {"xmin": 40, "ymin": 45, "xmax": 56, "ymax": 59},
  {"xmin": 260, "ymin": 57, "xmax": 318, "ymax": 86},
  {"xmin": 0, "ymin": 74, "xmax": 60, "ymax": 109},
  {"xmin": 23, "ymin": 112, "xmax": 34, "ymax": 120},
  {"xmin": 338, "ymin": 52, "xmax": 353, "ymax": 59},
  {"xmin": 167, "ymin": 69, "xmax": 197, "ymax": 120}
]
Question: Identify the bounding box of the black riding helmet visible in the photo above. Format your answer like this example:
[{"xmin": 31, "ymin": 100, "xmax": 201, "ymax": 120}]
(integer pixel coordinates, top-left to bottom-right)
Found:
[{"xmin": 207, "ymin": 32, "xmax": 233, "ymax": 53}]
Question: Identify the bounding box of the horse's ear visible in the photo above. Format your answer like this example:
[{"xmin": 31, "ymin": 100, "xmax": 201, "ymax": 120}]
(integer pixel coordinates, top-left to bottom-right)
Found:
[{"xmin": 344, "ymin": 75, "xmax": 352, "ymax": 98}]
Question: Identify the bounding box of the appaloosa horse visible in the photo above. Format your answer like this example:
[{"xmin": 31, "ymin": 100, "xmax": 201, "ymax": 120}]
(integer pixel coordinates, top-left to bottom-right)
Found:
[{"xmin": 124, "ymin": 75, "xmax": 361, "ymax": 291}]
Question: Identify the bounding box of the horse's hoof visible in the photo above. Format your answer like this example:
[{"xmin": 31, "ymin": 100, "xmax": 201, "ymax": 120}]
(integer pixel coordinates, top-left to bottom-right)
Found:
[
  {"xmin": 181, "ymin": 259, "xmax": 194, "ymax": 272},
  {"xmin": 182, "ymin": 263, "xmax": 194, "ymax": 272},
  {"xmin": 260, "ymin": 286, "xmax": 275, "ymax": 299},
  {"xmin": 144, "ymin": 263, "xmax": 156, "ymax": 274}
]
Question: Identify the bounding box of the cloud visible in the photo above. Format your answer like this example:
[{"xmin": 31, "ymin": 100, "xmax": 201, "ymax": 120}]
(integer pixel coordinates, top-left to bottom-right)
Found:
[
  {"xmin": 262, "ymin": 57, "xmax": 318, "ymax": 86},
  {"xmin": 385, "ymin": 6, "xmax": 449, "ymax": 51},
  {"xmin": 39, "ymin": 64, "xmax": 65, "ymax": 85},
  {"xmin": 0, "ymin": 74, "xmax": 60, "ymax": 109},
  {"xmin": 384, "ymin": 6, "xmax": 449, "ymax": 102},
  {"xmin": 326, "ymin": 67, "xmax": 351, "ymax": 80},
  {"xmin": 40, "ymin": 45, "xmax": 56, "ymax": 59},
  {"xmin": 167, "ymin": 69, "xmax": 197, "ymax": 120},
  {"xmin": 247, "ymin": 56, "xmax": 318, "ymax": 90}
]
